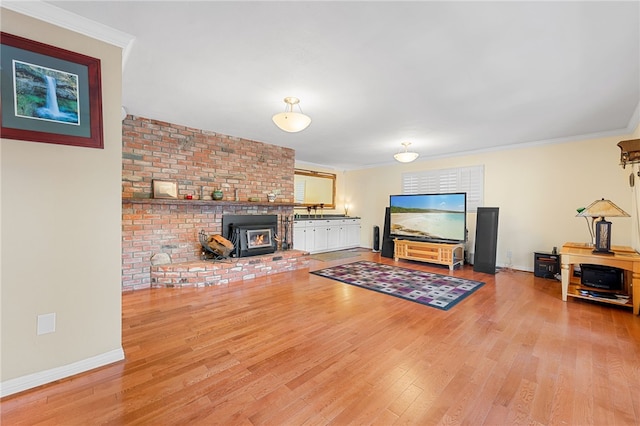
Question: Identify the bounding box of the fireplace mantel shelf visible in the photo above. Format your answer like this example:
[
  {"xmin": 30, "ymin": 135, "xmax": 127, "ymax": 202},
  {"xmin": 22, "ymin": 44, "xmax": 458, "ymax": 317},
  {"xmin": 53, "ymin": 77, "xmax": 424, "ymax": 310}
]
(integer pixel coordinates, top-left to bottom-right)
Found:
[{"xmin": 122, "ymin": 198, "xmax": 295, "ymax": 207}]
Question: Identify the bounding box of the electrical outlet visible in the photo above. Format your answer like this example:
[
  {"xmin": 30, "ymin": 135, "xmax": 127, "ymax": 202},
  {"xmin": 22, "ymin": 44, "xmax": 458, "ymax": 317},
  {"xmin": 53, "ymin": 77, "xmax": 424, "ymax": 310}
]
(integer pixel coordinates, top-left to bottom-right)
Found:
[
  {"xmin": 37, "ymin": 313, "xmax": 56, "ymax": 335},
  {"xmin": 504, "ymin": 249, "xmax": 514, "ymax": 272}
]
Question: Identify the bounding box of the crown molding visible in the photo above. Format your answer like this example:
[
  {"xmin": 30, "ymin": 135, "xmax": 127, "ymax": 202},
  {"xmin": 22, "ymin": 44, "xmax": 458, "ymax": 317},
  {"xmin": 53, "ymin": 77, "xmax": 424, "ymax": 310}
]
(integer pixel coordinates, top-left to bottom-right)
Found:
[
  {"xmin": 2, "ymin": 1, "xmax": 135, "ymax": 68},
  {"xmin": 626, "ymin": 101, "xmax": 640, "ymax": 133}
]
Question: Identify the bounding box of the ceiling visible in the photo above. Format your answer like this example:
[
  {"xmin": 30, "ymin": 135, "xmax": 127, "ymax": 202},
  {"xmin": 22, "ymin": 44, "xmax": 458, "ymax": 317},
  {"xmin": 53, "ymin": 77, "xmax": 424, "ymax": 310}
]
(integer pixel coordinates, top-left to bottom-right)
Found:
[{"xmin": 24, "ymin": 1, "xmax": 640, "ymax": 169}]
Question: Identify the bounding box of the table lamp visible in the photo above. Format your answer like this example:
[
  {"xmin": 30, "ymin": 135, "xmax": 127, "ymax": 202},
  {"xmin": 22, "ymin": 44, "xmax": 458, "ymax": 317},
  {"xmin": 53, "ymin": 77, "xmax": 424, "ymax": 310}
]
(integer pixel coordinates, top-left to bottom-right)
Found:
[{"xmin": 576, "ymin": 198, "xmax": 630, "ymax": 254}]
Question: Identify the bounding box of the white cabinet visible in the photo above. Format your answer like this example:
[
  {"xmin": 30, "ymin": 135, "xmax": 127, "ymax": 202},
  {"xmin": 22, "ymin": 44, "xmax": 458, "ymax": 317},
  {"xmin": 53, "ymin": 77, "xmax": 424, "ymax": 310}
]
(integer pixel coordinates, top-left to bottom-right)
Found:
[
  {"xmin": 293, "ymin": 224, "xmax": 306, "ymax": 251},
  {"xmin": 345, "ymin": 219, "xmax": 361, "ymax": 247},
  {"xmin": 305, "ymin": 224, "xmax": 315, "ymax": 250},
  {"xmin": 293, "ymin": 220, "xmax": 315, "ymax": 251},
  {"xmin": 314, "ymin": 223, "xmax": 330, "ymax": 252},
  {"xmin": 326, "ymin": 222, "xmax": 342, "ymax": 251},
  {"xmin": 293, "ymin": 218, "xmax": 361, "ymax": 254}
]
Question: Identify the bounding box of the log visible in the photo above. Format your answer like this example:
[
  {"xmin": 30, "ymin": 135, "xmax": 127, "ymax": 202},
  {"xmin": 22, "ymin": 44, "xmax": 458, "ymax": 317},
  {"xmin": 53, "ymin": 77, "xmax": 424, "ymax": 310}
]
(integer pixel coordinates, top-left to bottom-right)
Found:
[{"xmin": 207, "ymin": 234, "xmax": 234, "ymax": 257}]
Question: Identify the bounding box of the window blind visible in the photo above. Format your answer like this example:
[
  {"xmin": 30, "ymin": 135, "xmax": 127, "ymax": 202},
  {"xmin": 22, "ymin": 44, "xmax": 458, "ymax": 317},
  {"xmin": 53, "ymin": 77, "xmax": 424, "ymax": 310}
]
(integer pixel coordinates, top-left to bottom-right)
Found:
[
  {"xmin": 401, "ymin": 165, "xmax": 484, "ymax": 212},
  {"xmin": 294, "ymin": 180, "xmax": 305, "ymax": 204}
]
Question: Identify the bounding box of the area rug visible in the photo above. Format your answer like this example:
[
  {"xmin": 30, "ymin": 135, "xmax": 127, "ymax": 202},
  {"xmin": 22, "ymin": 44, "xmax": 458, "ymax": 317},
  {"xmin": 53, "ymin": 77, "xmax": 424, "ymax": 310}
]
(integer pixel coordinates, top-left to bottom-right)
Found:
[
  {"xmin": 311, "ymin": 260, "xmax": 485, "ymax": 311},
  {"xmin": 310, "ymin": 250, "xmax": 362, "ymax": 262}
]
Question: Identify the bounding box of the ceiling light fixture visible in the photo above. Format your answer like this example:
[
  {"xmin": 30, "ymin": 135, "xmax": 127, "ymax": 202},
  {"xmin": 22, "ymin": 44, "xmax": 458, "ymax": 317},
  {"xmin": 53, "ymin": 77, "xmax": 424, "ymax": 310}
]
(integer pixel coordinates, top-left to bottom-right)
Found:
[
  {"xmin": 394, "ymin": 142, "xmax": 419, "ymax": 163},
  {"xmin": 272, "ymin": 97, "xmax": 311, "ymax": 133}
]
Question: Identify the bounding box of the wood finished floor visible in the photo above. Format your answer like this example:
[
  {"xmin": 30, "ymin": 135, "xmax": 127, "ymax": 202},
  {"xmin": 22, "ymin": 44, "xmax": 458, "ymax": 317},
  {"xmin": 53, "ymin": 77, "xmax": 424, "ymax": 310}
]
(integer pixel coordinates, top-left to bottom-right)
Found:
[{"xmin": 2, "ymin": 250, "xmax": 640, "ymax": 425}]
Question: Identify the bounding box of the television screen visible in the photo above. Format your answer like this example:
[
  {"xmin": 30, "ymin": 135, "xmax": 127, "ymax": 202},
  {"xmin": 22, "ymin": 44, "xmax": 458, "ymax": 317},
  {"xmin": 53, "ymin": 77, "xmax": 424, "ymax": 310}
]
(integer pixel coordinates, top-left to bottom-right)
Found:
[{"xmin": 389, "ymin": 192, "xmax": 467, "ymax": 243}]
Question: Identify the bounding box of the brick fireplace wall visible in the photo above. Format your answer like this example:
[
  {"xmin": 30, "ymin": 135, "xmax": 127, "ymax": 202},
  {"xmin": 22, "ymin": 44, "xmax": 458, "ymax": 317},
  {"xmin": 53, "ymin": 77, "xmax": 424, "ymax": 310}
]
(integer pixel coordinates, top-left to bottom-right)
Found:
[{"xmin": 122, "ymin": 116, "xmax": 298, "ymax": 291}]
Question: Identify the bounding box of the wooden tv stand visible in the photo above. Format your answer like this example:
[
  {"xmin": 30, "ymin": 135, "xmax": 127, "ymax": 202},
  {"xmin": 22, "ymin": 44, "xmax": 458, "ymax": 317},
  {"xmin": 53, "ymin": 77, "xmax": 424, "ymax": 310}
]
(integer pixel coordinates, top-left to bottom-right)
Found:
[{"xmin": 393, "ymin": 239, "xmax": 465, "ymax": 270}]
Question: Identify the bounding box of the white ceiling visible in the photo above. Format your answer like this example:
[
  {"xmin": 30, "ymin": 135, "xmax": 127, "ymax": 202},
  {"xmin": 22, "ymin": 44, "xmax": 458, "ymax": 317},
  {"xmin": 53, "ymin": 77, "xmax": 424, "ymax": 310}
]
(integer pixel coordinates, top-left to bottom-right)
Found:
[{"xmin": 24, "ymin": 1, "xmax": 640, "ymax": 169}]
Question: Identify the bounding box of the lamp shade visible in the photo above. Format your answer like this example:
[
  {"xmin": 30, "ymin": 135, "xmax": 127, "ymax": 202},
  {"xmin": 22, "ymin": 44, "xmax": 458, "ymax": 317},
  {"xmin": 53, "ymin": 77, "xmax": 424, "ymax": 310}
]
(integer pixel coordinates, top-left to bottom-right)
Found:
[
  {"xmin": 272, "ymin": 97, "xmax": 311, "ymax": 133},
  {"xmin": 394, "ymin": 151, "xmax": 419, "ymax": 163},
  {"xmin": 575, "ymin": 198, "xmax": 630, "ymax": 218},
  {"xmin": 576, "ymin": 198, "xmax": 630, "ymax": 254},
  {"xmin": 394, "ymin": 142, "xmax": 419, "ymax": 163}
]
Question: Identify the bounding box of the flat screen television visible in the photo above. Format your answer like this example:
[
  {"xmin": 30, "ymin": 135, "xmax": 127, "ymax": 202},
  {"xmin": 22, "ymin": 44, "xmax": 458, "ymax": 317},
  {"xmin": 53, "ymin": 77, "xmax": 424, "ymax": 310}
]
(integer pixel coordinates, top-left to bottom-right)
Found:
[{"xmin": 389, "ymin": 192, "xmax": 467, "ymax": 243}]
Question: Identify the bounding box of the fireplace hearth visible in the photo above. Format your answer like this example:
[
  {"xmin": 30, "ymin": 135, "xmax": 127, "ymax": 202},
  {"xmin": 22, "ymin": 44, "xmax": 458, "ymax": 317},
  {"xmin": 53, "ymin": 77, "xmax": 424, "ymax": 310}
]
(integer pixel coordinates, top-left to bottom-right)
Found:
[{"xmin": 222, "ymin": 214, "xmax": 278, "ymax": 258}]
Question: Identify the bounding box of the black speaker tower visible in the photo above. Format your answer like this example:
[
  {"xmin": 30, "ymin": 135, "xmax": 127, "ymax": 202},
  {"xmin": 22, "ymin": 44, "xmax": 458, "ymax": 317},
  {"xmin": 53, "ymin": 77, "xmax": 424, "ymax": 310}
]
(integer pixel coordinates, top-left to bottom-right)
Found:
[
  {"xmin": 372, "ymin": 226, "xmax": 380, "ymax": 252},
  {"xmin": 381, "ymin": 207, "xmax": 394, "ymax": 258},
  {"xmin": 473, "ymin": 207, "xmax": 499, "ymax": 274}
]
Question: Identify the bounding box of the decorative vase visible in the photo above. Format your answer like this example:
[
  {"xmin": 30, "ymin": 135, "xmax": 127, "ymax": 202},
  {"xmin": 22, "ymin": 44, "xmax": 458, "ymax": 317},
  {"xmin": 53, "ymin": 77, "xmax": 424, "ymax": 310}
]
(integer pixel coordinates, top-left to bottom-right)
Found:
[
  {"xmin": 267, "ymin": 193, "xmax": 276, "ymax": 203},
  {"xmin": 212, "ymin": 189, "xmax": 223, "ymax": 200}
]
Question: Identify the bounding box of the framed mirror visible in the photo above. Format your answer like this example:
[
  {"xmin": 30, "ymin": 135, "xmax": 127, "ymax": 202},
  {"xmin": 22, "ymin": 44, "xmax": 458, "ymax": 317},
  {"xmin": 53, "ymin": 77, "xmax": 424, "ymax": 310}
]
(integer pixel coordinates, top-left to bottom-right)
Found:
[{"xmin": 294, "ymin": 169, "xmax": 336, "ymax": 208}]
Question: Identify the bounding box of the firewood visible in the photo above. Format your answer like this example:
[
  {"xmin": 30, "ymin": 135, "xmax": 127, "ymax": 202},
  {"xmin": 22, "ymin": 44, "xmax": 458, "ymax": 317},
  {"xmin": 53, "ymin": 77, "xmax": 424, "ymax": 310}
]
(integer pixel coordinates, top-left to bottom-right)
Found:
[{"xmin": 207, "ymin": 234, "xmax": 234, "ymax": 257}]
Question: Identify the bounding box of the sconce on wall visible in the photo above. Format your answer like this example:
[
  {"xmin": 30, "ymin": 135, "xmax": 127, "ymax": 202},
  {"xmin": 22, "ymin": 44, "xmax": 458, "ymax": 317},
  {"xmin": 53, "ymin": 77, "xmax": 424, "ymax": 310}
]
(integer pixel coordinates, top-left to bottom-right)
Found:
[
  {"xmin": 617, "ymin": 138, "xmax": 640, "ymax": 169},
  {"xmin": 272, "ymin": 97, "xmax": 311, "ymax": 133},
  {"xmin": 393, "ymin": 142, "xmax": 419, "ymax": 163}
]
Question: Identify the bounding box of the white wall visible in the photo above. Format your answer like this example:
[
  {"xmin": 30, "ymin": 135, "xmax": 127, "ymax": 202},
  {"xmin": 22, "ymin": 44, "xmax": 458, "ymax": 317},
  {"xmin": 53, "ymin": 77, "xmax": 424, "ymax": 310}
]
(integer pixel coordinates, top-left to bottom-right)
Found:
[
  {"xmin": 1, "ymin": 10, "xmax": 123, "ymax": 395},
  {"xmin": 344, "ymin": 132, "xmax": 636, "ymax": 271}
]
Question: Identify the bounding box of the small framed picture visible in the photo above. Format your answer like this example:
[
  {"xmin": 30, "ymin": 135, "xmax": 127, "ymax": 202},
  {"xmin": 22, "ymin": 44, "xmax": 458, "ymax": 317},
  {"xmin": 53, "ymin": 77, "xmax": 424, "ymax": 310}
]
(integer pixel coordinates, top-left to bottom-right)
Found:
[{"xmin": 152, "ymin": 180, "xmax": 178, "ymax": 199}]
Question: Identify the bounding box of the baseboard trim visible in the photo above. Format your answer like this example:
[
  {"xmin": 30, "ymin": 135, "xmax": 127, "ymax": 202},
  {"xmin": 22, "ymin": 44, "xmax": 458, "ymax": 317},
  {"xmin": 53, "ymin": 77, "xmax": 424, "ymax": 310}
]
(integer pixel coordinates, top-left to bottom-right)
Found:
[{"xmin": 0, "ymin": 347, "xmax": 124, "ymax": 398}]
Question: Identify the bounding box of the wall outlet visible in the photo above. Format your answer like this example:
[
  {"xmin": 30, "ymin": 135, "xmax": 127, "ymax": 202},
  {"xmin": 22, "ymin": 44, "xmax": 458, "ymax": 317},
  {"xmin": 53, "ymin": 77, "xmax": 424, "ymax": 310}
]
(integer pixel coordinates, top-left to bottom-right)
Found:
[
  {"xmin": 505, "ymin": 249, "xmax": 513, "ymax": 271},
  {"xmin": 37, "ymin": 313, "xmax": 56, "ymax": 335}
]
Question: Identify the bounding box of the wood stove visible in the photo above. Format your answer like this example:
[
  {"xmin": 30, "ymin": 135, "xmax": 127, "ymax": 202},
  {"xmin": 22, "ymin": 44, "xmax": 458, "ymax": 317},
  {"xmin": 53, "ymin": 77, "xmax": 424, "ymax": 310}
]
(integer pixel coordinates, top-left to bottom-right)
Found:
[{"xmin": 222, "ymin": 214, "xmax": 278, "ymax": 258}]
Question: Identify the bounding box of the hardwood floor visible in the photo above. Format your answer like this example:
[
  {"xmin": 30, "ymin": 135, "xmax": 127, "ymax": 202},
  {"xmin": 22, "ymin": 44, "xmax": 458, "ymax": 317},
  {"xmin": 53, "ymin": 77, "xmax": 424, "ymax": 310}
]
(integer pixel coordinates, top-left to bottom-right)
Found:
[{"xmin": 3, "ymin": 250, "xmax": 640, "ymax": 425}]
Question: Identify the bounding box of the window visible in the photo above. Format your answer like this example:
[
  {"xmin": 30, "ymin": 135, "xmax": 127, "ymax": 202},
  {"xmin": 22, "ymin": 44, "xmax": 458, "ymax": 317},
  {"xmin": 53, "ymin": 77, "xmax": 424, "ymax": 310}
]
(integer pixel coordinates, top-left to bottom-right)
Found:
[
  {"xmin": 401, "ymin": 165, "xmax": 484, "ymax": 212},
  {"xmin": 294, "ymin": 180, "xmax": 305, "ymax": 204}
]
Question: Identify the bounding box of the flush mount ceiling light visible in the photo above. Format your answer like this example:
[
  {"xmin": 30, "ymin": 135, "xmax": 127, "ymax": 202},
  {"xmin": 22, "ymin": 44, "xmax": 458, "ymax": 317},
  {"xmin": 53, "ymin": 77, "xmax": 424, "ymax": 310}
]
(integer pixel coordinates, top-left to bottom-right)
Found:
[
  {"xmin": 272, "ymin": 97, "xmax": 311, "ymax": 133},
  {"xmin": 394, "ymin": 142, "xmax": 419, "ymax": 163}
]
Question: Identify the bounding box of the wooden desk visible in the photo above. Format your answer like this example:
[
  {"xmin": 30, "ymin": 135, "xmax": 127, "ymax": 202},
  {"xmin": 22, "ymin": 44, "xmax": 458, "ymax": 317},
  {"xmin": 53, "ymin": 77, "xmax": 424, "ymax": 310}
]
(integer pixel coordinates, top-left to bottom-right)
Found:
[{"xmin": 560, "ymin": 242, "xmax": 640, "ymax": 315}]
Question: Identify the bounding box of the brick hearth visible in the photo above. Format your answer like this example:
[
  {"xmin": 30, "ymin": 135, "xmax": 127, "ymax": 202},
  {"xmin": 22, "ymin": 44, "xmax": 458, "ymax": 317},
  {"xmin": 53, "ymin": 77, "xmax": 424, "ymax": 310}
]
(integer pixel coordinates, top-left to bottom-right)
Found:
[{"xmin": 151, "ymin": 250, "xmax": 309, "ymax": 288}]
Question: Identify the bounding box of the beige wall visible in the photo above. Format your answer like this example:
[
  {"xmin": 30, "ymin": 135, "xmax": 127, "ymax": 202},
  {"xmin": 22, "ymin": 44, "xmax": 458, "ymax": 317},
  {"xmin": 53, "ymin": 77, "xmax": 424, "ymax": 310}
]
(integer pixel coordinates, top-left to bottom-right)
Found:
[
  {"xmin": 344, "ymin": 131, "xmax": 636, "ymax": 270},
  {"xmin": 1, "ymin": 10, "xmax": 123, "ymax": 395},
  {"xmin": 630, "ymin": 126, "xmax": 640, "ymax": 251}
]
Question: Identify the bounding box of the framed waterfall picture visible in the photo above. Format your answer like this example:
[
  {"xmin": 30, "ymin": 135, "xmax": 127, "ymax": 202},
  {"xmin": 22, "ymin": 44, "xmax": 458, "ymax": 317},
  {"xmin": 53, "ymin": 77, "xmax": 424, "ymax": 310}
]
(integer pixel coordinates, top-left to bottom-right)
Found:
[{"xmin": 0, "ymin": 32, "xmax": 103, "ymax": 149}]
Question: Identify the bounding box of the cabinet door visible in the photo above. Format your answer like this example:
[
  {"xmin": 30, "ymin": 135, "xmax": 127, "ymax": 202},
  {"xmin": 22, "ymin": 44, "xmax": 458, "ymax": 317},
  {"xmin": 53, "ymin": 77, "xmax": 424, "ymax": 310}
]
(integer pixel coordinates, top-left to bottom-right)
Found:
[
  {"xmin": 327, "ymin": 224, "xmax": 342, "ymax": 251},
  {"xmin": 293, "ymin": 222, "xmax": 306, "ymax": 251},
  {"xmin": 304, "ymin": 223, "xmax": 315, "ymax": 251},
  {"xmin": 313, "ymin": 223, "xmax": 330, "ymax": 252},
  {"xmin": 346, "ymin": 220, "xmax": 361, "ymax": 247},
  {"xmin": 338, "ymin": 223, "xmax": 348, "ymax": 248}
]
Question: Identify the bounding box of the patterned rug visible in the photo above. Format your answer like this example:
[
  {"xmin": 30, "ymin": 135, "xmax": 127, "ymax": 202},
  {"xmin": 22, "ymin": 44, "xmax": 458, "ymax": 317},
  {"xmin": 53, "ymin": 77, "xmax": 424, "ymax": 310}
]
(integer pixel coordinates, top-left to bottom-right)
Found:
[{"xmin": 311, "ymin": 260, "xmax": 485, "ymax": 311}]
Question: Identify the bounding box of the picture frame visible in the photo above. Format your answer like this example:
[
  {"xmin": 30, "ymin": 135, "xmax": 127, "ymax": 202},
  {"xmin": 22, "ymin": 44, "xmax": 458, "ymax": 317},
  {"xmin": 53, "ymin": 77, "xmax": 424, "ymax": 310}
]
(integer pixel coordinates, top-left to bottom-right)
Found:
[
  {"xmin": 0, "ymin": 32, "xmax": 103, "ymax": 149},
  {"xmin": 153, "ymin": 180, "xmax": 178, "ymax": 199}
]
